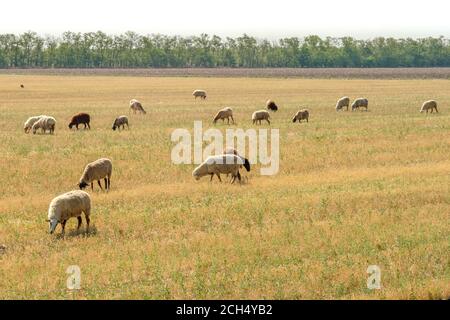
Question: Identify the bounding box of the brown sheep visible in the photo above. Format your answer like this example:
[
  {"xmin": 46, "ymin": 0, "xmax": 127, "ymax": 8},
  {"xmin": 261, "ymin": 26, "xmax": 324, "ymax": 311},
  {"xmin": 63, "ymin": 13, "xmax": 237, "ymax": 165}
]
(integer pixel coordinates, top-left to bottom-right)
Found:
[
  {"xmin": 69, "ymin": 113, "xmax": 91, "ymax": 130},
  {"xmin": 420, "ymin": 100, "xmax": 438, "ymax": 113},
  {"xmin": 351, "ymin": 98, "xmax": 369, "ymax": 111},
  {"xmin": 292, "ymin": 109, "xmax": 309, "ymax": 123},
  {"xmin": 130, "ymin": 99, "xmax": 147, "ymax": 114},
  {"xmin": 193, "ymin": 90, "xmax": 207, "ymax": 99},
  {"xmin": 336, "ymin": 96, "xmax": 350, "ymax": 111},
  {"xmin": 213, "ymin": 107, "xmax": 234, "ymax": 124},
  {"xmin": 266, "ymin": 100, "xmax": 278, "ymax": 111}
]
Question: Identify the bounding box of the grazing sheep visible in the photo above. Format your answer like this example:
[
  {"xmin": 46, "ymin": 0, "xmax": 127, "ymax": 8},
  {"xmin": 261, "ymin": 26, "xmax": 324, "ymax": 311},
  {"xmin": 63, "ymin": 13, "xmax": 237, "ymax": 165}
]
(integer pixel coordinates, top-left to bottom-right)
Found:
[
  {"xmin": 292, "ymin": 109, "xmax": 309, "ymax": 123},
  {"xmin": 24, "ymin": 115, "xmax": 45, "ymax": 133},
  {"xmin": 252, "ymin": 110, "xmax": 271, "ymax": 125},
  {"xmin": 351, "ymin": 98, "xmax": 369, "ymax": 111},
  {"xmin": 78, "ymin": 158, "xmax": 112, "ymax": 191},
  {"xmin": 129, "ymin": 99, "xmax": 147, "ymax": 114},
  {"xmin": 112, "ymin": 115, "xmax": 129, "ymax": 131},
  {"xmin": 213, "ymin": 107, "xmax": 234, "ymax": 124},
  {"xmin": 47, "ymin": 190, "xmax": 91, "ymax": 235},
  {"xmin": 69, "ymin": 113, "xmax": 91, "ymax": 130},
  {"xmin": 32, "ymin": 116, "xmax": 56, "ymax": 134},
  {"xmin": 266, "ymin": 100, "xmax": 278, "ymax": 111},
  {"xmin": 420, "ymin": 100, "xmax": 438, "ymax": 113},
  {"xmin": 336, "ymin": 96, "xmax": 350, "ymax": 111},
  {"xmin": 193, "ymin": 89, "xmax": 207, "ymax": 99},
  {"xmin": 224, "ymin": 148, "xmax": 251, "ymax": 172},
  {"xmin": 192, "ymin": 154, "xmax": 243, "ymax": 184}
]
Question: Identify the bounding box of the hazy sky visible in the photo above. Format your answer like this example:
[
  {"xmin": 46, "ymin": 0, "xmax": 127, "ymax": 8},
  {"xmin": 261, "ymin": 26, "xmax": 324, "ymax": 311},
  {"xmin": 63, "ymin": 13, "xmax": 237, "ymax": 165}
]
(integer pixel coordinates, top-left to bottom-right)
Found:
[{"xmin": 1, "ymin": 0, "xmax": 449, "ymax": 39}]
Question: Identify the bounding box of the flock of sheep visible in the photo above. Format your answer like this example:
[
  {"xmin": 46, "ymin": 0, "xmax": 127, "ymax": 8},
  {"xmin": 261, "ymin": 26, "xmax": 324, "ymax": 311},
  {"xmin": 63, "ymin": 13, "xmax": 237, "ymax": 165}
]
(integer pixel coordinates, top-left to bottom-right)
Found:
[
  {"xmin": 24, "ymin": 99, "xmax": 147, "ymax": 135},
  {"xmin": 22, "ymin": 99, "xmax": 147, "ymax": 235},
  {"xmin": 20, "ymin": 88, "xmax": 440, "ymax": 236}
]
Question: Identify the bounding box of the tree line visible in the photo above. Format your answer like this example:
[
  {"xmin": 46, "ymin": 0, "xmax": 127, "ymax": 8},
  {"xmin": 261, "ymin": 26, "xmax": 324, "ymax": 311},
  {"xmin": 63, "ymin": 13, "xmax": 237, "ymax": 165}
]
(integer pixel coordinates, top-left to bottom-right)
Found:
[{"xmin": 1, "ymin": 31, "xmax": 449, "ymax": 68}]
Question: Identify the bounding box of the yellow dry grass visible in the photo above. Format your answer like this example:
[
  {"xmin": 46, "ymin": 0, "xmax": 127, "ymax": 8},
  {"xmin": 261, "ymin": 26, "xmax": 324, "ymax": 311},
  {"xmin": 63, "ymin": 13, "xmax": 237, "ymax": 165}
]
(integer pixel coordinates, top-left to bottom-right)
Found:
[{"xmin": 0, "ymin": 75, "xmax": 449, "ymax": 299}]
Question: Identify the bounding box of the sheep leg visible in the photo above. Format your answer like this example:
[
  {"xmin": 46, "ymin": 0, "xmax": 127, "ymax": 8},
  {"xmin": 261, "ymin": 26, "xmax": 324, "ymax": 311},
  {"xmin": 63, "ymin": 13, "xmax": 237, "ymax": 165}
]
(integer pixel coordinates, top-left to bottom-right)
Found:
[
  {"xmin": 77, "ymin": 216, "xmax": 82, "ymax": 230},
  {"xmin": 91, "ymin": 182, "xmax": 94, "ymax": 191},
  {"xmin": 97, "ymin": 180, "xmax": 104, "ymax": 191},
  {"xmin": 231, "ymin": 175, "xmax": 236, "ymax": 184},
  {"xmin": 216, "ymin": 173, "xmax": 222, "ymax": 182},
  {"xmin": 85, "ymin": 216, "xmax": 90, "ymax": 233},
  {"xmin": 76, "ymin": 124, "xmax": 79, "ymax": 130},
  {"xmin": 231, "ymin": 116, "xmax": 235, "ymax": 124},
  {"xmin": 104, "ymin": 178, "xmax": 108, "ymax": 191},
  {"xmin": 61, "ymin": 220, "xmax": 67, "ymax": 236},
  {"xmin": 209, "ymin": 173, "xmax": 214, "ymax": 181},
  {"xmin": 266, "ymin": 119, "xmax": 270, "ymax": 125}
]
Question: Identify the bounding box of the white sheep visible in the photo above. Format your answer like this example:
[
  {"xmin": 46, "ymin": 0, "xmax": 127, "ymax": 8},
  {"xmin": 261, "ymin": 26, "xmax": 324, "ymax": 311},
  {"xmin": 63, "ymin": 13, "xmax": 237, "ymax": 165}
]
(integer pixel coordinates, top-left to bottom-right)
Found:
[
  {"xmin": 24, "ymin": 115, "xmax": 45, "ymax": 133},
  {"xmin": 32, "ymin": 116, "xmax": 56, "ymax": 134},
  {"xmin": 193, "ymin": 89, "xmax": 207, "ymax": 99},
  {"xmin": 213, "ymin": 107, "xmax": 234, "ymax": 124},
  {"xmin": 129, "ymin": 99, "xmax": 147, "ymax": 114},
  {"xmin": 112, "ymin": 115, "xmax": 129, "ymax": 131},
  {"xmin": 79, "ymin": 158, "xmax": 112, "ymax": 191},
  {"xmin": 351, "ymin": 98, "xmax": 369, "ymax": 111},
  {"xmin": 47, "ymin": 190, "xmax": 91, "ymax": 235},
  {"xmin": 336, "ymin": 96, "xmax": 350, "ymax": 111},
  {"xmin": 292, "ymin": 109, "xmax": 309, "ymax": 123},
  {"xmin": 192, "ymin": 154, "xmax": 243, "ymax": 184},
  {"xmin": 420, "ymin": 100, "xmax": 438, "ymax": 113},
  {"xmin": 252, "ymin": 110, "xmax": 271, "ymax": 125}
]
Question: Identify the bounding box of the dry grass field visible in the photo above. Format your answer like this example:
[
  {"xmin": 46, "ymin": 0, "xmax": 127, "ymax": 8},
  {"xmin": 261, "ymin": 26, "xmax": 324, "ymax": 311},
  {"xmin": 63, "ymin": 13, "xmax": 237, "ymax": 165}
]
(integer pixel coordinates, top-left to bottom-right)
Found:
[{"xmin": 0, "ymin": 74, "xmax": 449, "ymax": 299}]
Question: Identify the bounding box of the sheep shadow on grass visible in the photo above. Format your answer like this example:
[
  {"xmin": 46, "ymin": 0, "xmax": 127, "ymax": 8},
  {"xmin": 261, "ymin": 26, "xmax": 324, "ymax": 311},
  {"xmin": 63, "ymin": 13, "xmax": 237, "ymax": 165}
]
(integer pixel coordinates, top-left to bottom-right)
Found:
[{"xmin": 54, "ymin": 226, "xmax": 98, "ymax": 240}]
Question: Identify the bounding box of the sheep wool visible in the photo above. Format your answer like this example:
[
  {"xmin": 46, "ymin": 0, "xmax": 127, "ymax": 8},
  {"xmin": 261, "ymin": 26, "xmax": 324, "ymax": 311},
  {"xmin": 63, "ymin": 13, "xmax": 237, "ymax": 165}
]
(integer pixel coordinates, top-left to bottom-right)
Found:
[
  {"xmin": 336, "ymin": 96, "xmax": 350, "ymax": 111},
  {"xmin": 112, "ymin": 115, "xmax": 129, "ymax": 131},
  {"xmin": 32, "ymin": 116, "xmax": 56, "ymax": 134},
  {"xmin": 79, "ymin": 158, "xmax": 113, "ymax": 191},
  {"xmin": 193, "ymin": 89, "xmax": 207, "ymax": 99},
  {"xmin": 351, "ymin": 98, "xmax": 369, "ymax": 111},
  {"xmin": 252, "ymin": 110, "xmax": 271, "ymax": 125},
  {"xmin": 213, "ymin": 107, "xmax": 234, "ymax": 124},
  {"xmin": 130, "ymin": 99, "xmax": 147, "ymax": 114},
  {"xmin": 47, "ymin": 190, "xmax": 91, "ymax": 235},
  {"xmin": 420, "ymin": 100, "xmax": 438, "ymax": 113},
  {"xmin": 292, "ymin": 109, "xmax": 309, "ymax": 123},
  {"xmin": 192, "ymin": 154, "xmax": 243, "ymax": 183},
  {"xmin": 24, "ymin": 115, "xmax": 45, "ymax": 133},
  {"xmin": 266, "ymin": 100, "xmax": 278, "ymax": 111}
]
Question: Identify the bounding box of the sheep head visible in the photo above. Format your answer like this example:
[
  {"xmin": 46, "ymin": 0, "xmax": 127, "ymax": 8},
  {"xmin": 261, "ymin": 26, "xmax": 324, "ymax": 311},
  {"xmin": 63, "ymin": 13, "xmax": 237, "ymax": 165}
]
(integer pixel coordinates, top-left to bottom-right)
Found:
[
  {"xmin": 243, "ymin": 158, "xmax": 251, "ymax": 172},
  {"xmin": 79, "ymin": 181, "xmax": 88, "ymax": 189},
  {"xmin": 192, "ymin": 164, "xmax": 208, "ymax": 180},
  {"xmin": 48, "ymin": 219, "xmax": 58, "ymax": 234}
]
